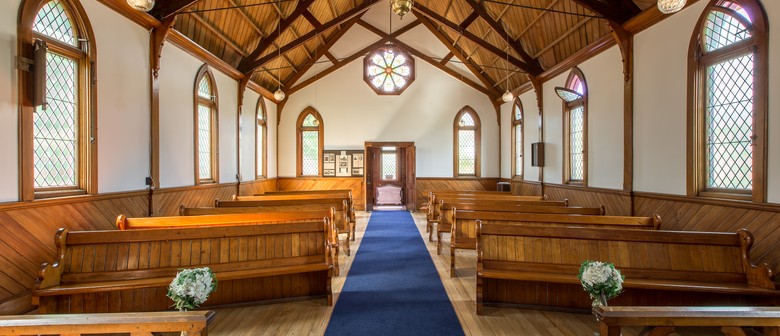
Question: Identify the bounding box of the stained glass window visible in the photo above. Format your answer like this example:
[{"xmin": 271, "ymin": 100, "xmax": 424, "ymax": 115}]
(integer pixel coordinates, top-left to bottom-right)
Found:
[
  {"xmin": 298, "ymin": 110, "xmax": 322, "ymax": 176},
  {"xmin": 455, "ymin": 108, "xmax": 480, "ymax": 177},
  {"xmin": 560, "ymin": 68, "xmax": 587, "ymax": 184},
  {"xmin": 33, "ymin": 0, "xmax": 77, "ymax": 46},
  {"xmin": 363, "ymin": 45, "xmax": 414, "ymax": 95},
  {"xmin": 569, "ymin": 106, "xmax": 584, "ymax": 182},
  {"xmin": 513, "ymin": 101, "xmax": 523, "ymax": 178},
  {"xmin": 382, "ymin": 149, "xmax": 397, "ymax": 181},
  {"xmin": 195, "ymin": 71, "xmax": 217, "ymax": 183}
]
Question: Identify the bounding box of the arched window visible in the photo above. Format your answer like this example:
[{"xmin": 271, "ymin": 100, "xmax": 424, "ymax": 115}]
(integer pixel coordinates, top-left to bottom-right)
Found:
[
  {"xmin": 688, "ymin": 0, "xmax": 767, "ymax": 202},
  {"xmin": 454, "ymin": 106, "xmax": 481, "ymax": 177},
  {"xmin": 256, "ymin": 98, "xmax": 267, "ymax": 178},
  {"xmin": 297, "ymin": 107, "xmax": 323, "ymax": 176},
  {"xmin": 19, "ymin": 0, "xmax": 97, "ymax": 199},
  {"xmin": 555, "ymin": 67, "xmax": 587, "ymax": 185},
  {"xmin": 195, "ymin": 65, "xmax": 218, "ymax": 184},
  {"xmin": 363, "ymin": 44, "xmax": 415, "ymax": 95},
  {"xmin": 511, "ymin": 100, "xmax": 524, "ymax": 179}
]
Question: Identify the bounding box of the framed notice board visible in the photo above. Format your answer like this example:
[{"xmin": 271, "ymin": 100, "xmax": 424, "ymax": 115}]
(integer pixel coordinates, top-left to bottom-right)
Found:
[{"xmin": 323, "ymin": 150, "xmax": 364, "ymax": 177}]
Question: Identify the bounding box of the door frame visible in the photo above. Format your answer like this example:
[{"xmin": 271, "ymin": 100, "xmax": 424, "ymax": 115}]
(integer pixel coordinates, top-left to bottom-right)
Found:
[{"xmin": 364, "ymin": 142, "xmax": 416, "ymax": 211}]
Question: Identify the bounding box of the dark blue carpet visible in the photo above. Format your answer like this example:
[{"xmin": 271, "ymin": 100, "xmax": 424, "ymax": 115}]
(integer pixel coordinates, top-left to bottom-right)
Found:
[{"xmin": 325, "ymin": 211, "xmax": 464, "ymax": 336}]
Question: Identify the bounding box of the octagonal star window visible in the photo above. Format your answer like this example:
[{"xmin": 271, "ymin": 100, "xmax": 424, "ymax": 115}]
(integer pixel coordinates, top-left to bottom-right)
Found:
[{"xmin": 363, "ymin": 44, "xmax": 415, "ymax": 95}]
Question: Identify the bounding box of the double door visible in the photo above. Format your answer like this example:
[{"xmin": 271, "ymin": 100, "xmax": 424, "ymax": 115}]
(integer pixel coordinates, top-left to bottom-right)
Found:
[{"xmin": 364, "ymin": 142, "xmax": 415, "ymax": 211}]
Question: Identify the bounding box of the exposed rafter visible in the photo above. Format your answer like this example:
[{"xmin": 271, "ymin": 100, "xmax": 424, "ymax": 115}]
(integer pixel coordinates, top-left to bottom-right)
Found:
[
  {"xmin": 463, "ymin": 0, "xmax": 541, "ymax": 71},
  {"xmin": 570, "ymin": 0, "xmax": 641, "ymax": 24},
  {"xmin": 412, "ymin": 3, "xmax": 543, "ymax": 76},
  {"xmin": 149, "ymin": 0, "xmax": 201, "ymax": 20},
  {"xmin": 239, "ymin": 0, "xmax": 382, "ymax": 75}
]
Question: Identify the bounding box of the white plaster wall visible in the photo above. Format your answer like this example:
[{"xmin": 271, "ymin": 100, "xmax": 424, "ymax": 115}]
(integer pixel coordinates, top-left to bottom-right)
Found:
[
  {"xmin": 214, "ymin": 70, "xmax": 238, "ymax": 184},
  {"xmin": 764, "ymin": 0, "xmax": 780, "ymax": 203},
  {"xmin": 240, "ymin": 90, "xmax": 260, "ymax": 180},
  {"xmin": 519, "ymin": 91, "xmax": 539, "ymax": 182},
  {"xmin": 500, "ymin": 102, "xmax": 511, "ymax": 179},
  {"xmin": 279, "ymin": 59, "xmax": 497, "ymax": 178},
  {"xmin": 633, "ymin": 0, "xmax": 708, "ymax": 195},
  {"xmin": 578, "ymin": 47, "xmax": 624, "ymax": 190},
  {"xmin": 266, "ymin": 100, "xmax": 278, "ymax": 178},
  {"xmin": 542, "ymin": 74, "xmax": 566, "ymax": 184},
  {"xmin": 83, "ymin": 0, "xmax": 150, "ymax": 193},
  {"xmin": 0, "ymin": 0, "xmax": 21, "ymax": 202},
  {"xmin": 158, "ymin": 45, "xmax": 201, "ymax": 188}
]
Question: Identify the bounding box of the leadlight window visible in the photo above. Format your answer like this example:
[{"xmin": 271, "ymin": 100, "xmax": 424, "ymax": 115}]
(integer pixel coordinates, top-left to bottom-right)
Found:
[
  {"xmin": 256, "ymin": 98, "xmax": 267, "ymax": 178},
  {"xmin": 195, "ymin": 66, "xmax": 218, "ymax": 184},
  {"xmin": 557, "ymin": 68, "xmax": 587, "ymax": 185},
  {"xmin": 363, "ymin": 44, "xmax": 415, "ymax": 95},
  {"xmin": 297, "ymin": 108, "xmax": 323, "ymax": 176},
  {"xmin": 382, "ymin": 147, "xmax": 397, "ymax": 181},
  {"xmin": 689, "ymin": 0, "xmax": 766, "ymax": 202},
  {"xmin": 512, "ymin": 100, "xmax": 524, "ymax": 178},
  {"xmin": 454, "ymin": 107, "xmax": 481, "ymax": 177},
  {"xmin": 26, "ymin": 0, "xmax": 95, "ymax": 198}
]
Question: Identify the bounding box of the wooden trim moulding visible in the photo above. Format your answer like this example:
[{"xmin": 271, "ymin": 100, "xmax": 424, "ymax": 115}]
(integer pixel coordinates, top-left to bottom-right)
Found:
[
  {"xmin": 542, "ymin": 182, "xmax": 631, "ymax": 197},
  {"xmin": 633, "ymin": 191, "xmax": 780, "ymax": 213},
  {"xmin": 0, "ymin": 190, "xmax": 148, "ymax": 211},
  {"xmin": 415, "ymin": 177, "xmax": 499, "ymax": 182}
]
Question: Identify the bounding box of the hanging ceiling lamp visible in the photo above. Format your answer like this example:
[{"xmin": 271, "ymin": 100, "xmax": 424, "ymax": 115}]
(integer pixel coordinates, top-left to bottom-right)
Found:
[
  {"xmin": 390, "ymin": 0, "xmax": 413, "ymax": 18},
  {"xmin": 657, "ymin": 0, "xmax": 686, "ymax": 14},
  {"xmin": 273, "ymin": 0, "xmax": 286, "ymax": 102},
  {"xmin": 502, "ymin": 30, "xmax": 514, "ymax": 103},
  {"xmin": 126, "ymin": 0, "xmax": 154, "ymax": 12}
]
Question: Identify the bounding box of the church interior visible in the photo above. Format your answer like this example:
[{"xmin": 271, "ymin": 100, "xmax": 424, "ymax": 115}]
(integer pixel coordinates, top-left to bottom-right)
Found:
[{"xmin": 1, "ymin": 0, "xmax": 779, "ymax": 334}]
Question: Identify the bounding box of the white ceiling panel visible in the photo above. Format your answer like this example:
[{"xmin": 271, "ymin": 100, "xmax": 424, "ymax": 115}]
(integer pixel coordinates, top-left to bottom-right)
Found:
[
  {"xmin": 294, "ymin": 56, "xmax": 333, "ymax": 86},
  {"xmin": 396, "ymin": 24, "xmax": 450, "ymax": 59},
  {"xmin": 361, "ymin": 3, "xmax": 418, "ymax": 35},
  {"xmin": 330, "ymin": 25, "xmax": 380, "ymax": 59},
  {"xmin": 445, "ymin": 56, "xmax": 483, "ymax": 85}
]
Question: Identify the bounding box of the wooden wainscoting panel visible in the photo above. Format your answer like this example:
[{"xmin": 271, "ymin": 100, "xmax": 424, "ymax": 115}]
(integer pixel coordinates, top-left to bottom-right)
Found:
[
  {"xmin": 153, "ymin": 184, "xmax": 238, "ymax": 217},
  {"xmin": 277, "ymin": 177, "xmax": 366, "ymax": 210},
  {"xmin": 239, "ymin": 179, "xmax": 278, "ymax": 196},
  {"xmin": 511, "ymin": 180, "xmax": 543, "ymax": 196},
  {"xmin": 415, "ymin": 178, "xmax": 500, "ymax": 210},
  {"xmin": 542, "ymin": 184, "xmax": 631, "ymax": 216},
  {"xmin": 634, "ymin": 193, "xmax": 780, "ymax": 267}
]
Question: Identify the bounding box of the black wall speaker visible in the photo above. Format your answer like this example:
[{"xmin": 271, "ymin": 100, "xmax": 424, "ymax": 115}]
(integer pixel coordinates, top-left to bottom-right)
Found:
[{"xmin": 531, "ymin": 142, "xmax": 544, "ymax": 167}]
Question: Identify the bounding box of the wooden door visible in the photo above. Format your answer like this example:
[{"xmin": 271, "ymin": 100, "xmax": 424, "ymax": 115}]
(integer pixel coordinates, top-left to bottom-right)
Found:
[{"xmin": 364, "ymin": 142, "xmax": 415, "ymax": 210}]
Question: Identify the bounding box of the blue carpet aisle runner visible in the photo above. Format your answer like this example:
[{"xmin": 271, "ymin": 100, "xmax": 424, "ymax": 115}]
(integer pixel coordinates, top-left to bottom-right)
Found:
[{"xmin": 325, "ymin": 211, "xmax": 464, "ymax": 336}]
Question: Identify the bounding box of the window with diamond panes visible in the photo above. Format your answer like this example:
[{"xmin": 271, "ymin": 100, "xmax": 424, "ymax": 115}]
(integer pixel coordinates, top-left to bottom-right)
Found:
[
  {"xmin": 689, "ymin": 0, "xmax": 766, "ymax": 201},
  {"xmin": 363, "ymin": 45, "xmax": 415, "ymax": 95},
  {"xmin": 26, "ymin": 0, "xmax": 95, "ymax": 197},
  {"xmin": 512, "ymin": 100, "xmax": 524, "ymax": 178},
  {"xmin": 256, "ymin": 98, "xmax": 267, "ymax": 178},
  {"xmin": 297, "ymin": 109, "xmax": 323, "ymax": 176},
  {"xmin": 559, "ymin": 68, "xmax": 587, "ymax": 185},
  {"xmin": 454, "ymin": 107, "xmax": 481, "ymax": 177},
  {"xmin": 195, "ymin": 67, "xmax": 218, "ymax": 184},
  {"xmin": 382, "ymin": 148, "xmax": 397, "ymax": 181}
]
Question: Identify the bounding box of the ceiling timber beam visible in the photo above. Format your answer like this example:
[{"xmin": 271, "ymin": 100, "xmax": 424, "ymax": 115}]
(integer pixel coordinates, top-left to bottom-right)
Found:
[
  {"xmin": 412, "ymin": 3, "xmax": 543, "ymax": 76},
  {"xmin": 463, "ymin": 0, "xmax": 541, "ymax": 70},
  {"xmin": 237, "ymin": 0, "xmax": 318, "ymax": 73},
  {"xmin": 570, "ymin": 0, "xmax": 641, "ymax": 24},
  {"xmin": 149, "ymin": 0, "xmax": 201, "ymax": 20},
  {"xmin": 240, "ymin": 0, "xmax": 382, "ymax": 75}
]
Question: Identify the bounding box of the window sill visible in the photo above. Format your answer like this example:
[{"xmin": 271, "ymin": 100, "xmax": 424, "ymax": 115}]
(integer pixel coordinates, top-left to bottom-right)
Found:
[
  {"xmin": 698, "ymin": 190, "xmax": 752, "ymax": 202},
  {"xmin": 35, "ymin": 189, "xmax": 87, "ymax": 200}
]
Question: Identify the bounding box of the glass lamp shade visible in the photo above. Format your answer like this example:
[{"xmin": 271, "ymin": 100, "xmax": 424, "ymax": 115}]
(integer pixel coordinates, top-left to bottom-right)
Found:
[
  {"xmin": 127, "ymin": 0, "xmax": 155, "ymax": 12},
  {"xmin": 502, "ymin": 90, "xmax": 514, "ymax": 103},
  {"xmin": 657, "ymin": 0, "xmax": 686, "ymax": 14},
  {"xmin": 390, "ymin": 0, "xmax": 414, "ymax": 18},
  {"xmin": 274, "ymin": 89, "xmax": 286, "ymax": 101}
]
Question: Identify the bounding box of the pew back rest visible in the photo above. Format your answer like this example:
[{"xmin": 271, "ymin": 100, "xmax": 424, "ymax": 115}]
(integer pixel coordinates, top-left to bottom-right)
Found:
[
  {"xmin": 116, "ymin": 212, "xmax": 330, "ymax": 230},
  {"xmin": 178, "ymin": 204, "xmax": 349, "ymax": 232},
  {"xmin": 35, "ymin": 220, "xmax": 331, "ymax": 291},
  {"xmin": 235, "ymin": 194, "xmax": 350, "ymax": 202},
  {"xmin": 477, "ymin": 224, "xmax": 776, "ymax": 289},
  {"xmin": 434, "ymin": 199, "xmax": 569, "ymax": 223},
  {"xmin": 217, "ymin": 198, "xmax": 354, "ymax": 223}
]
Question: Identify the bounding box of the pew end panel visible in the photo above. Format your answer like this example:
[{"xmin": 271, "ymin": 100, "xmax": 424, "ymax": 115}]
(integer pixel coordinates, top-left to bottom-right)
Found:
[{"xmin": 738, "ymin": 229, "xmax": 776, "ymax": 289}]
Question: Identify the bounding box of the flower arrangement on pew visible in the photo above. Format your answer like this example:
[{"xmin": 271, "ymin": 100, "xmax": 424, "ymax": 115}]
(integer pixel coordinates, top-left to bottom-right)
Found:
[
  {"xmin": 578, "ymin": 261, "xmax": 624, "ymax": 307},
  {"xmin": 167, "ymin": 267, "xmax": 218, "ymax": 311}
]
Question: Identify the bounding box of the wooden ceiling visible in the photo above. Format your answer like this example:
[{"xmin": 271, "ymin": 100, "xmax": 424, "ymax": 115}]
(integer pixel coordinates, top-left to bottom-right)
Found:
[{"xmin": 147, "ymin": 0, "xmax": 657, "ymax": 100}]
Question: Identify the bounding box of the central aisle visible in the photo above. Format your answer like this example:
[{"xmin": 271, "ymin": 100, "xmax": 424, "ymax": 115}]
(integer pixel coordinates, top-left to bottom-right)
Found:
[{"xmin": 325, "ymin": 211, "xmax": 464, "ymax": 335}]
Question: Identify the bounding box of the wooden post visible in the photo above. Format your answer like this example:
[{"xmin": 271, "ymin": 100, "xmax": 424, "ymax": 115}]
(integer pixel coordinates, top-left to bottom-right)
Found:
[{"xmin": 149, "ymin": 16, "xmax": 177, "ymax": 216}]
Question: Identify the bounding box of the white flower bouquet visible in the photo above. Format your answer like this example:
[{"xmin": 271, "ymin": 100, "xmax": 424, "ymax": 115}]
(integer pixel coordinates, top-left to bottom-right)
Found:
[
  {"xmin": 167, "ymin": 267, "xmax": 218, "ymax": 311},
  {"xmin": 577, "ymin": 261, "xmax": 624, "ymax": 307}
]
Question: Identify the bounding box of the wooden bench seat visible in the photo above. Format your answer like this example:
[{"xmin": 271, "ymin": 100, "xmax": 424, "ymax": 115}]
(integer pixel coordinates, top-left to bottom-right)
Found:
[
  {"xmin": 119, "ymin": 210, "xmax": 348, "ymax": 276},
  {"xmin": 476, "ymin": 223, "xmax": 779, "ymax": 314},
  {"xmin": 0, "ymin": 311, "xmax": 215, "ymax": 336},
  {"xmin": 593, "ymin": 306, "xmax": 780, "ymax": 336},
  {"xmin": 33, "ymin": 221, "xmax": 334, "ymax": 314},
  {"xmin": 256, "ymin": 190, "xmax": 354, "ymax": 215}
]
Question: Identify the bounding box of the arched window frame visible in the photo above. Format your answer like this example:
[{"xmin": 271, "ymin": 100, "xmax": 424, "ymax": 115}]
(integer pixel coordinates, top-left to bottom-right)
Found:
[
  {"xmin": 296, "ymin": 107, "xmax": 324, "ymax": 177},
  {"xmin": 561, "ymin": 67, "xmax": 588, "ymax": 186},
  {"xmin": 194, "ymin": 64, "xmax": 219, "ymax": 185},
  {"xmin": 453, "ymin": 106, "xmax": 481, "ymax": 177},
  {"xmin": 511, "ymin": 99, "xmax": 524, "ymax": 179},
  {"xmin": 255, "ymin": 97, "xmax": 267, "ymax": 179},
  {"xmin": 687, "ymin": 0, "xmax": 768, "ymax": 202},
  {"xmin": 18, "ymin": 0, "xmax": 97, "ymax": 200}
]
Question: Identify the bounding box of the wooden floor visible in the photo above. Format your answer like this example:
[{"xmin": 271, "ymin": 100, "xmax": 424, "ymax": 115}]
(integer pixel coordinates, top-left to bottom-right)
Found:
[{"xmin": 207, "ymin": 211, "xmax": 722, "ymax": 335}]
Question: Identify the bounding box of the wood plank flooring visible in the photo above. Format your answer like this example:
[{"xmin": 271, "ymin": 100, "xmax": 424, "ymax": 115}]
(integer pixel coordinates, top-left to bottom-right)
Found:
[{"xmin": 206, "ymin": 211, "xmax": 727, "ymax": 335}]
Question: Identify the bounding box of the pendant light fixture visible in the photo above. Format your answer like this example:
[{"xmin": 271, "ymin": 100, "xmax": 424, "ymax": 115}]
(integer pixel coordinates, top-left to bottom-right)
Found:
[
  {"xmin": 273, "ymin": 0, "xmax": 285, "ymax": 101},
  {"xmin": 657, "ymin": 0, "xmax": 686, "ymax": 14},
  {"xmin": 126, "ymin": 0, "xmax": 154, "ymax": 12},
  {"xmin": 502, "ymin": 30, "xmax": 514, "ymax": 103},
  {"xmin": 390, "ymin": 0, "xmax": 413, "ymax": 19}
]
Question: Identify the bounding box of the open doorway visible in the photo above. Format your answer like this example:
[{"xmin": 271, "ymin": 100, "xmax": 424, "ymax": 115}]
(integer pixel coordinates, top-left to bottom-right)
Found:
[{"xmin": 364, "ymin": 142, "xmax": 415, "ymax": 211}]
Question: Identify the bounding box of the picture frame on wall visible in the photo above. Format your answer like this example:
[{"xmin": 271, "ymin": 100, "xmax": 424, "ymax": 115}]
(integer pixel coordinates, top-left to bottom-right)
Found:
[{"xmin": 323, "ymin": 150, "xmax": 364, "ymax": 177}]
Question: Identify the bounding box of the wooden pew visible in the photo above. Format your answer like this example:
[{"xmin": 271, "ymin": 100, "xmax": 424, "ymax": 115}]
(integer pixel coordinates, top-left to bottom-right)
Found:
[
  {"xmin": 33, "ymin": 220, "xmax": 334, "ymax": 314},
  {"xmin": 0, "ymin": 311, "xmax": 215, "ymax": 335},
  {"xmin": 230, "ymin": 195, "xmax": 356, "ymax": 240},
  {"xmin": 448, "ymin": 210, "xmax": 650, "ymax": 277},
  {"xmin": 426, "ymin": 191, "xmax": 546, "ymax": 223},
  {"xmin": 217, "ymin": 198, "xmax": 356, "ymax": 241},
  {"xmin": 475, "ymin": 224, "xmax": 780, "ymax": 314},
  {"xmin": 257, "ymin": 189, "xmax": 354, "ymax": 213},
  {"xmin": 429, "ymin": 198, "xmax": 570, "ymax": 242},
  {"xmin": 120, "ymin": 209, "xmax": 347, "ymax": 277},
  {"xmin": 593, "ymin": 306, "xmax": 780, "ymax": 336}
]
